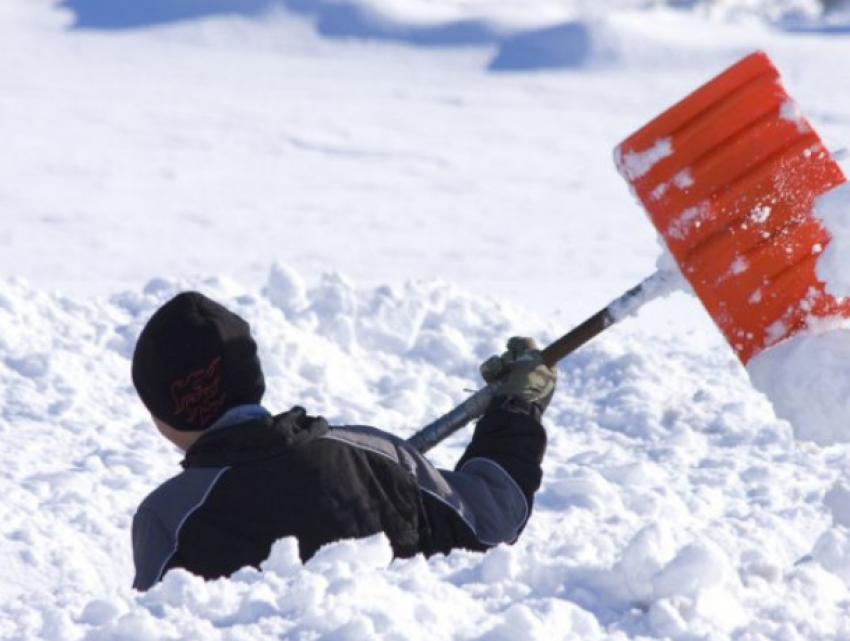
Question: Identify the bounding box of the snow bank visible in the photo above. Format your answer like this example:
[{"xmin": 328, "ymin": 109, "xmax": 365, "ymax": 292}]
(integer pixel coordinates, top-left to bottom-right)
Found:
[
  {"xmin": 71, "ymin": 536, "xmax": 609, "ymax": 640},
  {"xmin": 4, "ymin": 266, "xmax": 850, "ymax": 639}
]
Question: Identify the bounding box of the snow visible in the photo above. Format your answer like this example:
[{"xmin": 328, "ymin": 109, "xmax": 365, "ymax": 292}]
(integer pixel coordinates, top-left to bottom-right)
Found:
[
  {"xmin": 616, "ymin": 138, "xmax": 674, "ymax": 181},
  {"xmin": 606, "ymin": 268, "xmax": 685, "ymax": 323},
  {"xmin": 665, "ymin": 203, "xmax": 711, "ymax": 240},
  {"xmin": 6, "ymin": 0, "xmax": 850, "ymax": 638},
  {"xmin": 747, "ymin": 326, "xmax": 850, "ymax": 445},
  {"xmin": 744, "ymin": 183, "xmax": 850, "ymax": 447},
  {"xmin": 780, "ymin": 97, "xmax": 809, "ymax": 133},
  {"xmin": 815, "ymin": 182, "xmax": 850, "ymax": 299}
]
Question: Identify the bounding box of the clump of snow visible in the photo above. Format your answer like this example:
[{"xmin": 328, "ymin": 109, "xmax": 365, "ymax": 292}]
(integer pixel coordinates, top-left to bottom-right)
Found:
[
  {"xmin": 814, "ymin": 182, "xmax": 850, "ymax": 300},
  {"xmin": 650, "ymin": 182, "xmax": 669, "ymax": 200},
  {"xmin": 749, "ymin": 184, "xmax": 850, "ymax": 445},
  {"xmin": 648, "ymin": 170, "xmax": 693, "ymax": 202},
  {"xmin": 824, "ymin": 480, "xmax": 850, "ymax": 528},
  {"xmin": 616, "ymin": 138, "xmax": 673, "ymax": 180},
  {"xmin": 264, "ymin": 261, "xmax": 309, "ymax": 316},
  {"xmin": 779, "ymin": 98, "xmax": 809, "ymax": 133},
  {"xmin": 715, "ymin": 256, "xmax": 750, "ymax": 286},
  {"xmin": 749, "ymin": 205, "xmax": 772, "ymax": 224},
  {"xmin": 747, "ymin": 326, "xmax": 850, "ymax": 445},
  {"xmin": 664, "ymin": 203, "xmax": 711, "ymax": 240},
  {"xmin": 812, "ymin": 526, "xmax": 850, "ymax": 574},
  {"xmin": 607, "ymin": 268, "xmax": 686, "ymax": 323},
  {"xmin": 654, "ymin": 242, "xmax": 687, "ymax": 283},
  {"xmin": 810, "ymin": 481, "xmax": 850, "ymax": 588},
  {"xmin": 673, "ymin": 169, "xmax": 694, "ymax": 189},
  {"xmin": 763, "ymin": 318, "xmax": 790, "ymax": 346}
]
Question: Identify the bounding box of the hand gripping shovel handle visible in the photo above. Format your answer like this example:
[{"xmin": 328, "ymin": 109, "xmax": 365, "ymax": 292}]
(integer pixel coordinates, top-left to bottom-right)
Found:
[{"xmin": 407, "ymin": 270, "xmax": 677, "ymax": 453}]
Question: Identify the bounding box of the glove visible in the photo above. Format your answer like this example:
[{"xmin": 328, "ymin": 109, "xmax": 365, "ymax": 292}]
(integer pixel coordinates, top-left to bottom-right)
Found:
[{"xmin": 479, "ymin": 337, "xmax": 557, "ymax": 413}]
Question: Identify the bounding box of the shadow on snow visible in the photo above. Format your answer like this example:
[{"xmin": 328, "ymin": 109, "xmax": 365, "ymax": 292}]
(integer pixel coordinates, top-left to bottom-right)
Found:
[
  {"xmin": 60, "ymin": 0, "xmax": 618, "ymax": 71},
  {"xmin": 61, "ymin": 0, "xmax": 499, "ymax": 45}
]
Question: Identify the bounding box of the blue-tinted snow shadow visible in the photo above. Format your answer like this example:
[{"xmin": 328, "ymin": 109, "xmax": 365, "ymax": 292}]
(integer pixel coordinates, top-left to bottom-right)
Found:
[
  {"xmin": 60, "ymin": 0, "xmax": 277, "ymax": 29},
  {"xmin": 776, "ymin": 21, "xmax": 850, "ymax": 35},
  {"xmin": 61, "ymin": 0, "xmax": 500, "ymax": 45},
  {"xmin": 312, "ymin": 9, "xmax": 497, "ymax": 47},
  {"xmin": 488, "ymin": 22, "xmax": 600, "ymax": 72},
  {"xmin": 60, "ymin": 0, "xmax": 597, "ymax": 70}
]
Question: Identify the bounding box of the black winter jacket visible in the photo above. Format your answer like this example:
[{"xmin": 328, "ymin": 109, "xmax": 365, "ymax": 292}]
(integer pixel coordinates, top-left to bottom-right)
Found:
[{"xmin": 132, "ymin": 402, "xmax": 546, "ymax": 590}]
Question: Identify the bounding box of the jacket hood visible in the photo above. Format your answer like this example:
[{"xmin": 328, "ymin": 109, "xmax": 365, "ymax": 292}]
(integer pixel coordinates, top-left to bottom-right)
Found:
[{"xmin": 182, "ymin": 406, "xmax": 329, "ymax": 469}]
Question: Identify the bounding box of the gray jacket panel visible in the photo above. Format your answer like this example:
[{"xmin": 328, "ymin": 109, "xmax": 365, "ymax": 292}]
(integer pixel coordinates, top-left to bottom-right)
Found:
[{"xmin": 132, "ymin": 466, "xmax": 229, "ymax": 591}]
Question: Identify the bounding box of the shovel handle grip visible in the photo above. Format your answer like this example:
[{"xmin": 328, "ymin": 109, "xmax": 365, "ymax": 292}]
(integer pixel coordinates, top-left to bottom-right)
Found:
[{"xmin": 407, "ymin": 271, "xmax": 673, "ymax": 453}]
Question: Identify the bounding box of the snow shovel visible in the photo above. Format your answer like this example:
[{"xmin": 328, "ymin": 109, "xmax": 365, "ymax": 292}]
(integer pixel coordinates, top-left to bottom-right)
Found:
[{"xmin": 409, "ymin": 50, "xmax": 849, "ymax": 454}]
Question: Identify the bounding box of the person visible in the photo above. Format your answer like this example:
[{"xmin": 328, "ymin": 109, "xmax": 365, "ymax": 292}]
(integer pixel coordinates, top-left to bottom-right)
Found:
[{"xmin": 130, "ymin": 291, "xmax": 556, "ymax": 591}]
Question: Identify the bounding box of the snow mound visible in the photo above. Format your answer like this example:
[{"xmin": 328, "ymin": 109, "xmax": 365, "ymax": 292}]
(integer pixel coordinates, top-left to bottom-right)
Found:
[
  {"xmin": 744, "ymin": 182, "xmax": 850, "ymax": 446},
  {"xmin": 6, "ymin": 267, "xmax": 850, "ymax": 638},
  {"xmin": 489, "ymin": 20, "xmax": 617, "ymax": 71},
  {"xmin": 747, "ymin": 327, "xmax": 850, "ymax": 445},
  {"xmin": 815, "ymin": 182, "xmax": 850, "ymax": 300},
  {"xmin": 489, "ymin": 10, "xmax": 753, "ymax": 71}
]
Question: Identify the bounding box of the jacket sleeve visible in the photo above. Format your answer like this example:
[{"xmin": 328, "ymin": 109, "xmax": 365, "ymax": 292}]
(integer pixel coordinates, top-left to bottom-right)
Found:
[
  {"xmin": 418, "ymin": 399, "xmax": 547, "ymax": 552},
  {"xmin": 455, "ymin": 398, "xmax": 547, "ymax": 507}
]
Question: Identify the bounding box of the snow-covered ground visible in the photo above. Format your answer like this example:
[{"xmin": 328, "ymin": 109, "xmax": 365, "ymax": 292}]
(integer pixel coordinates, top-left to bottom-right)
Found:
[{"xmin": 4, "ymin": 0, "xmax": 850, "ymax": 638}]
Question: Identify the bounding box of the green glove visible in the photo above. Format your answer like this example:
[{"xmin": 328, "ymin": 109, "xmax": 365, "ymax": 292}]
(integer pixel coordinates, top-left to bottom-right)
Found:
[{"xmin": 480, "ymin": 337, "xmax": 557, "ymax": 413}]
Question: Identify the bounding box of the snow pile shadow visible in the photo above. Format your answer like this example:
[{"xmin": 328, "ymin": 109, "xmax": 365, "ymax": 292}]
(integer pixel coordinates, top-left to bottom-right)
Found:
[
  {"xmin": 489, "ymin": 20, "xmax": 613, "ymax": 71},
  {"xmin": 60, "ymin": 0, "xmax": 504, "ymax": 46},
  {"xmin": 57, "ymin": 0, "xmax": 671, "ymax": 70},
  {"xmin": 59, "ymin": 1, "xmax": 723, "ymax": 72},
  {"xmin": 58, "ymin": 0, "xmax": 850, "ymax": 72},
  {"xmin": 777, "ymin": 20, "xmax": 850, "ymax": 35},
  {"xmin": 60, "ymin": 0, "xmax": 276, "ymax": 29}
]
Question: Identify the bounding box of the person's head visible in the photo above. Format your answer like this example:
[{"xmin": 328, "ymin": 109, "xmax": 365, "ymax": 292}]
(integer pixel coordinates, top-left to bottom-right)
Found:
[{"xmin": 131, "ymin": 291, "xmax": 266, "ymax": 449}]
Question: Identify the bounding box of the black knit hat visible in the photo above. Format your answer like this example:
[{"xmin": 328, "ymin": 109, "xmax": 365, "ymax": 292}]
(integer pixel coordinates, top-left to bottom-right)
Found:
[{"xmin": 131, "ymin": 291, "xmax": 266, "ymax": 431}]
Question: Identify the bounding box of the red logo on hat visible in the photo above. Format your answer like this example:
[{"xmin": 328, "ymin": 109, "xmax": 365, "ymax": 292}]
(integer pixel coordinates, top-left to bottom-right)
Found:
[{"xmin": 171, "ymin": 356, "xmax": 226, "ymax": 427}]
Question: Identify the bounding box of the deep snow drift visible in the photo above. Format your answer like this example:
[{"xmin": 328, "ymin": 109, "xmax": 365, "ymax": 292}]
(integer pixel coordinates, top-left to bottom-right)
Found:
[
  {"xmin": 5, "ymin": 266, "xmax": 850, "ymax": 640},
  {"xmin": 5, "ymin": 0, "xmax": 850, "ymax": 639}
]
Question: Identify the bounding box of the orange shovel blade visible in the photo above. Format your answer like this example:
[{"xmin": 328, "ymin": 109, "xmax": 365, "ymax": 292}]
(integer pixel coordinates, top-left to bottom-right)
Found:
[{"xmin": 615, "ymin": 51, "xmax": 849, "ymax": 364}]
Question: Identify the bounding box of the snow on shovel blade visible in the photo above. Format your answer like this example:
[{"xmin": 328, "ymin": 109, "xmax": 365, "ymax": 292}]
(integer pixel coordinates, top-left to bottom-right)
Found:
[{"xmin": 615, "ymin": 50, "xmax": 850, "ymax": 364}]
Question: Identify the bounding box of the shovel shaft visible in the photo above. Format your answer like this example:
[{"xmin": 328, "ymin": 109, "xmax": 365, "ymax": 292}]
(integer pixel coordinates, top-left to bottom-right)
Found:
[
  {"xmin": 539, "ymin": 308, "xmax": 613, "ymax": 368},
  {"xmin": 407, "ymin": 271, "xmax": 674, "ymax": 453},
  {"xmin": 540, "ymin": 270, "xmax": 675, "ymax": 366},
  {"xmin": 405, "ymin": 384, "xmax": 498, "ymax": 453}
]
